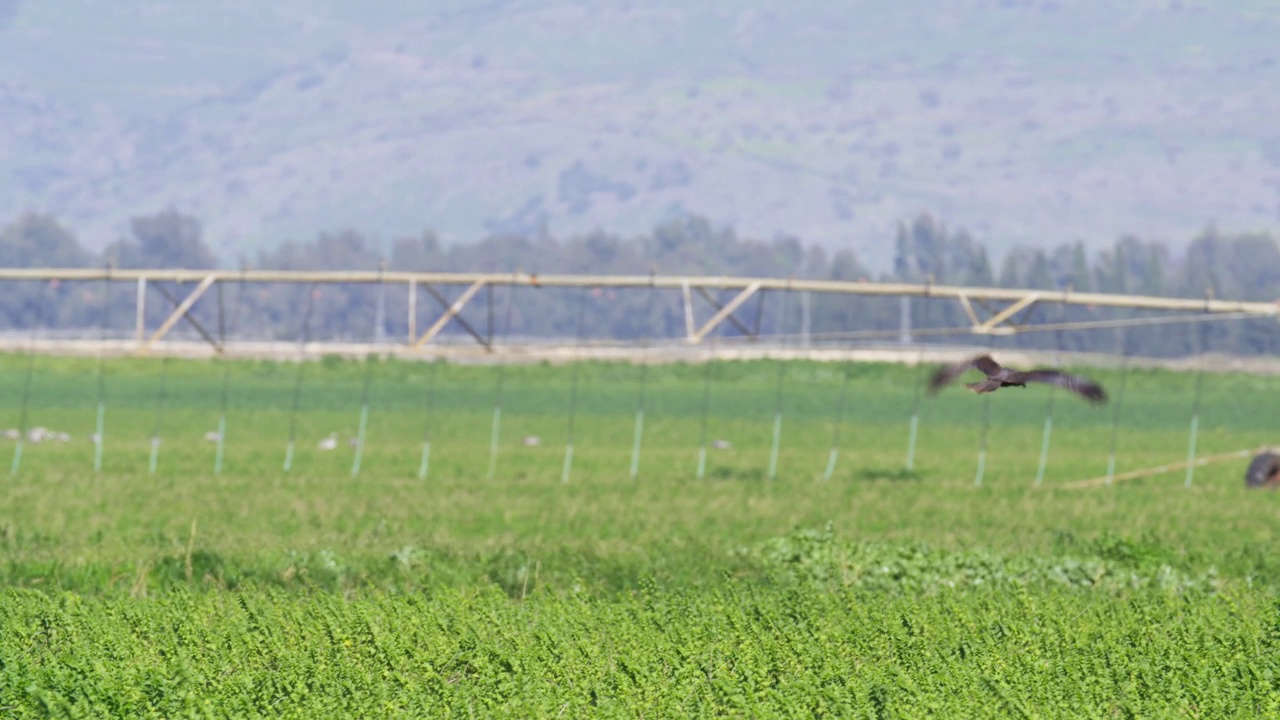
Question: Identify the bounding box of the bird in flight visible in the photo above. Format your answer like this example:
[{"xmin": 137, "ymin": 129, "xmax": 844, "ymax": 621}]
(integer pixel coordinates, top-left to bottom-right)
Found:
[{"xmin": 927, "ymin": 354, "xmax": 1107, "ymax": 404}]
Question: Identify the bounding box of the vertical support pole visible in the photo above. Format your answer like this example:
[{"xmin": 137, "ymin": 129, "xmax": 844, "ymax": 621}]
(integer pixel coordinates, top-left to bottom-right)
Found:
[
  {"xmin": 767, "ymin": 284, "xmax": 791, "ymax": 481},
  {"xmin": 767, "ymin": 412, "xmax": 783, "ymax": 480},
  {"xmin": 629, "ymin": 407, "xmax": 645, "ymax": 480},
  {"xmin": 1034, "ymin": 415, "xmax": 1054, "ymax": 486},
  {"xmin": 561, "ymin": 286, "xmax": 588, "ymax": 484},
  {"xmin": 216, "ymin": 279, "xmax": 225, "ymax": 351},
  {"xmin": 696, "ymin": 342, "xmax": 714, "ymax": 480},
  {"xmin": 898, "ymin": 296, "xmax": 912, "ymax": 345},
  {"xmin": 214, "ymin": 415, "xmax": 227, "ymax": 475},
  {"xmin": 11, "ymin": 281, "xmax": 45, "ymax": 476},
  {"xmin": 284, "ymin": 284, "xmax": 317, "ymax": 474},
  {"xmin": 1183, "ymin": 415, "xmax": 1200, "ymax": 488},
  {"xmin": 973, "ymin": 332, "xmax": 994, "ymax": 487},
  {"xmin": 93, "ymin": 401, "xmax": 105, "ymax": 474},
  {"xmin": 486, "ymin": 405, "xmax": 502, "ymax": 480},
  {"xmin": 417, "ymin": 359, "xmax": 439, "ymax": 481},
  {"xmin": 904, "ymin": 283, "xmax": 932, "ymax": 472},
  {"xmin": 974, "ymin": 394, "xmax": 991, "ymax": 487},
  {"xmin": 682, "ymin": 281, "xmax": 696, "ymax": 342},
  {"xmin": 135, "ymin": 277, "xmax": 147, "ymax": 347},
  {"xmin": 487, "ymin": 284, "xmax": 495, "ymax": 347},
  {"xmin": 905, "ymin": 414, "xmax": 920, "ymax": 472},
  {"xmin": 374, "ymin": 259, "xmax": 387, "ymax": 345},
  {"xmin": 630, "ymin": 275, "xmax": 657, "ymax": 481},
  {"xmin": 351, "ymin": 402, "xmax": 369, "ymax": 479},
  {"xmin": 823, "ymin": 363, "xmax": 851, "ymax": 482},
  {"xmin": 1034, "ymin": 297, "xmax": 1066, "ymax": 487},
  {"xmin": 800, "ymin": 291, "xmax": 811, "ymax": 347},
  {"xmin": 407, "ymin": 278, "xmax": 417, "ymax": 344},
  {"xmin": 1184, "ymin": 296, "xmax": 1208, "ymax": 488},
  {"xmin": 486, "ymin": 275, "xmax": 517, "ymax": 480},
  {"xmin": 149, "ymin": 355, "xmax": 170, "ymax": 476},
  {"xmin": 1106, "ymin": 324, "xmax": 1131, "ymax": 484},
  {"xmin": 93, "ymin": 267, "xmax": 112, "ymax": 475}
]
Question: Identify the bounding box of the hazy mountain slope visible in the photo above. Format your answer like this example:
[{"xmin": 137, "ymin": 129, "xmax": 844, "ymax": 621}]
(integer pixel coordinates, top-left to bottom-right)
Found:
[{"xmin": 2, "ymin": 0, "xmax": 1279, "ymax": 268}]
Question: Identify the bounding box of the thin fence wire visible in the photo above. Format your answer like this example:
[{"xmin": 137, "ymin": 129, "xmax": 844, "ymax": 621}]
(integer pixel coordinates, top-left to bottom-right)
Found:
[
  {"xmin": 629, "ymin": 277, "xmax": 658, "ymax": 481},
  {"xmin": 1105, "ymin": 321, "xmax": 1132, "ymax": 484},
  {"xmin": 10, "ymin": 281, "xmax": 47, "ymax": 476},
  {"xmin": 904, "ymin": 291, "xmax": 935, "ymax": 471},
  {"xmin": 767, "ymin": 284, "xmax": 793, "ymax": 480},
  {"xmin": 3, "ymin": 279, "xmax": 1278, "ymax": 489},
  {"xmin": 148, "ymin": 355, "xmax": 170, "ymax": 476},
  {"xmin": 417, "ymin": 358, "xmax": 439, "ymax": 481},
  {"xmin": 486, "ymin": 274, "xmax": 518, "ymax": 481},
  {"xmin": 92, "ymin": 269, "xmax": 112, "ymax": 474},
  {"xmin": 1033, "ymin": 301, "xmax": 1067, "ymax": 486},
  {"xmin": 561, "ymin": 286, "xmax": 589, "ymax": 484},
  {"xmin": 973, "ymin": 332, "xmax": 997, "ymax": 487},
  {"xmin": 351, "ymin": 273, "xmax": 383, "ymax": 480},
  {"xmin": 283, "ymin": 284, "xmax": 318, "ymax": 473},
  {"xmin": 1184, "ymin": 304, "xmax": 1208, "ymax": 488},
  {"xmin": 213, "ymin": 270, "xmax": 247, "ymax": 475},
  {"xmin": 694, "ymin": 293, "xmax": 723, "ymax": 481}
]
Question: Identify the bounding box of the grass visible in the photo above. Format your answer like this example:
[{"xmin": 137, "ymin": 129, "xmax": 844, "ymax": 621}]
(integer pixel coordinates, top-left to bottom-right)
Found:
[{"xmin": 1, "ymin": 353, "xmax": 1279, "ymax": 715}]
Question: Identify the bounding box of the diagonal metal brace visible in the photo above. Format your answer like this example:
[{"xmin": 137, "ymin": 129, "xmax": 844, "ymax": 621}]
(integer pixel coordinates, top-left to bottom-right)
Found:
[
  {"xmin": 956, "ymin": 293, "xmax": 980, "ymax": 327},
  {"xmin": 137, "ymin": 274, "xmax": 217, "ymax": 353},
  {"xmin": 152, "ymin": 281, "xmax": 222, "ymax": 352},
  {"xmin": 413, "ymin": 280, "xmax": 488, "ymax": 348},
  {"xmin": 694, "ymin": 286, "xmax": 757, "ymax": 338},
  {"xmin": 974, "ymin": 293, "xmax": 1039, "ymax": 334},
  {"xmin": 689, "ymin": 281, "xmax": 761, "ymax": 343}
]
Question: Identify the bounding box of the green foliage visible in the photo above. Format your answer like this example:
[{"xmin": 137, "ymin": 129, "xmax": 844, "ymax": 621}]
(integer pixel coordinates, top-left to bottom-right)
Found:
[
  {"xmin": 737, "ymin": 523, "xmax": 1223, "ymax": 595},
  {"xmin": 0, "ymin": 355, "xmax": 1278, "ymax": 714}
]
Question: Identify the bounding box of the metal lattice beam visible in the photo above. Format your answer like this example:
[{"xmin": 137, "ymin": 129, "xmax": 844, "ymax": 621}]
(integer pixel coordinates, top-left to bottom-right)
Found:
[
  {"xmin": 412, "ymin": 280, "xmax": 487, "ymax": 349},
  {"xmin": 136, "ymin": 274, "xmax": 217, "ymax": 354},
  {"xmin": 1, "ymin": 268, "xmax": 1275, "ymax": 324}
]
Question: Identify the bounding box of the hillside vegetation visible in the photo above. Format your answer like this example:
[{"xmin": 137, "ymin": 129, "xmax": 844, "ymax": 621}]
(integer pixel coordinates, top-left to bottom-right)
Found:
[{"xmin": 3, "ymin": 1, "xmax": 1280, "ymax": 264}]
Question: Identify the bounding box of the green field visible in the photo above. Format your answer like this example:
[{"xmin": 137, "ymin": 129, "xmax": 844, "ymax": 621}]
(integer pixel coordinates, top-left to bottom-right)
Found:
[{"xmin": 2, "ymin": 354, "xmax": 1279, "ymax": 716}]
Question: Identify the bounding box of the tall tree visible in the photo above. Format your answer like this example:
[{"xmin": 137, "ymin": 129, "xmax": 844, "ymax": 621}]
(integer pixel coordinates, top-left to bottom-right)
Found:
[
  {"xmin": 0, "ymin": 213, "xmax": 96, "ymax": 330},
  {"xmin": 109, "ymin": 209, "xmax": 217, "ymax": 269}
]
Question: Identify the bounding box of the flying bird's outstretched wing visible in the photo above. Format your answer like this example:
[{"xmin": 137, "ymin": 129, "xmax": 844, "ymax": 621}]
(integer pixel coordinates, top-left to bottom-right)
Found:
[
  {"xmin": 963, "ymin": 378, "xmax": 1004, "ymax": 394},
  {"xmin": 1009, "ymin": 369, "xmax": 1108, "ymax": 404},
  {"xmin": 928, "ymin": 354, "xmax": 1004, "ymax": 395}
]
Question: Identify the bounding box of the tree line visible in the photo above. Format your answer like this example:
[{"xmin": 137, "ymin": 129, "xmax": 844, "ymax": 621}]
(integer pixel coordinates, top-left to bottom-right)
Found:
[{"xmin": 1, "ymin": 209, "xmax": 1277, "ymax": 358}]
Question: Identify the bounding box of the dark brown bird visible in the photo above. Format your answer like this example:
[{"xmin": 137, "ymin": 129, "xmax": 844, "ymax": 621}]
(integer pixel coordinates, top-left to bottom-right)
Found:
[{"xmin": 927, "ymin": 354, "xmax": 1107, "ymax": 405}]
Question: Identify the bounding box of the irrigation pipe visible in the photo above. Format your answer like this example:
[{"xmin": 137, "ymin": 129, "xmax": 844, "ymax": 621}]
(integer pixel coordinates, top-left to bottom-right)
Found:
[
  {"xmin": 1063, "ymin": 447, "xmax": 1261, "ymax": 489},
  {"xmin": 704, "ymin": 309, "xmax": 1268, "ymax": 346}
]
